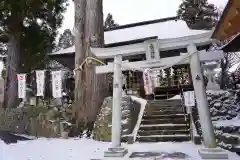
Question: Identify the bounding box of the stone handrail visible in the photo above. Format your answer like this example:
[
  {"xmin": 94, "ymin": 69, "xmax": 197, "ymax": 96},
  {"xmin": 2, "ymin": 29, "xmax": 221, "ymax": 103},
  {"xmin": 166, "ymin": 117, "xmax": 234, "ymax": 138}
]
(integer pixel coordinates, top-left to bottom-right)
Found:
[
  {"xmin": 190, "ymin": 111, "xmax": 201, "ymax": 144},
  {"xmin": 129, "ymin": 96, "xmax": 148, "ymax": 143}
]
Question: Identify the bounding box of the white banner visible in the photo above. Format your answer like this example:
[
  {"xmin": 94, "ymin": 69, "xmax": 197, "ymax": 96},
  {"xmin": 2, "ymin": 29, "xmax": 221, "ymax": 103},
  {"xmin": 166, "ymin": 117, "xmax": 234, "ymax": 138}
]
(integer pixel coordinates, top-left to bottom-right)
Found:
[
  {"xmin": 51, "ymin": 71, "xmax": 62, "ymax": 98},
  {"xmin": 143, "ymin": 68, "xmax": 154, "ymax": 95},
  {"xmin": 17, "ymin": 74, "xmax": 26, "ymax": 99},
  {"xmin": 36, "ymin": 70, "xmax": 45, "ymax": 96},
  {"xmin": 184, "ymin": 91, "xmax": 195, "ymax": 107}
]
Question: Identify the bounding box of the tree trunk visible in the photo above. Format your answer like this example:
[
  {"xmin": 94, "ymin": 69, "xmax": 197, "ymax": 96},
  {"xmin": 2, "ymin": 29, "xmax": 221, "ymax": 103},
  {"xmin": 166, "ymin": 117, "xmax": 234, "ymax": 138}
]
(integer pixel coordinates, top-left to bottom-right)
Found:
[
  {"xmin": 84, "ymin": 0, "xmax": 107, "ymax": 122},
  {"xmin": 73, "ymin": 0, "xmax": 87, "ymax": 127},
  {"xmin": 74, "ymin": 0, "xmax": 86, "ymax": 101},
  {"xmin": 4, "ymin": 34, "xmax": 20, "ymax": 108},
  {"xmin": 72, "ymin": 0, "xmax": 107, "ymax": 134}
]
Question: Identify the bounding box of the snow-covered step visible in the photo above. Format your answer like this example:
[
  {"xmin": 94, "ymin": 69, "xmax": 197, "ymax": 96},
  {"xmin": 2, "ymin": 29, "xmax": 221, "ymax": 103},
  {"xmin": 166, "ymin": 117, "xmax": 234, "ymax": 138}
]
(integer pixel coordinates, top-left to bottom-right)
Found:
[
  {"xmin": 136, "ymin": 134, "xmax": 191, "ymax": 142},
  {"xmin": 140, "ymin": 123, "xmax": 187, "ymax": 127},
  {"xmin": 146, "ymin": 110, "xmax": 182, "ymax": 116},
  {"xmin": 138, "ymin": 129, "xmax": 190, "ymax": 136},
  {"xmin": 136, "ymin": 99, "xmax": 190, "ymax": 143},
  {"xmin": 154, "ymin": 94, "xmax": 175, "ymax": 99},
  {"xmin": 149, "ymin": 99, "xmax": 181, "ymax": 104},
  {"xmin": 141, "ymin": 117, "xmax": 188, "ymax": 125},
  {"xmin": 139, "ymin": 123, "xmax": 188, "ymax": 131},
  {"xmin": 147, "ymin": 107, "xmax": 183, "ymax": 111},
  {"xmin": 143, "ymin": 114, "xmax": 186, "ymax": 120},
  {"xmin": 147, "ymin": 107, "xmax": 184, "ymax": 113}
]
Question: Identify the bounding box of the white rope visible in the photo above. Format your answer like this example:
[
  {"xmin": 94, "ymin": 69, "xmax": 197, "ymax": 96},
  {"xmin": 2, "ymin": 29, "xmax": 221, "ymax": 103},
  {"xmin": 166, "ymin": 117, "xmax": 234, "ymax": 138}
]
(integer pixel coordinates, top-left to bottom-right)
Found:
[
  {"xmin": 73, "ymin": 50, "xmax": 198, "ymax": 76},
  {"xmin": 149, "ymin": 51, "xmax": 198, "ymax": 71}
]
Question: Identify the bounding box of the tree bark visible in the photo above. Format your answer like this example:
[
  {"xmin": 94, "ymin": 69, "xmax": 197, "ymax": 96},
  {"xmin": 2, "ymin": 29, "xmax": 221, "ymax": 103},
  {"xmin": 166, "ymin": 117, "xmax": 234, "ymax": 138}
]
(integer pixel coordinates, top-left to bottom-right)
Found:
[
  {"xmin": 73, "ymin": 0, "xmax": 107, "ymax": 133},
  {"xmin": 73, "ymin": 0, "xmax": 87, "ymax": 123},
  {"xmin": 84, "ymin": 0, "xmax": 107, "ymax": 122},
  {"xmin": 74, "ymin": 0, "xmax": 86, "ymax": 101},
  {"xmin": 4, "ymin": 34, "xmax": 20, "ymax": 108}
]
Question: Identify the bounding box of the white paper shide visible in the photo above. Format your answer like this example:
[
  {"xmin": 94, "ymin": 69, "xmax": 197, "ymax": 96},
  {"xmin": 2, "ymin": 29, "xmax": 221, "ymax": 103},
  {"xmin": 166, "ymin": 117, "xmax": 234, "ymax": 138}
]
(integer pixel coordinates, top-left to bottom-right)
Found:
[
  {"xmin": 51, "ymin": 71, "xmax": 62, "ymax": 98},
  {"xmin": 17, "ymin": 74, "xmax": 26, "ymax": 99},
  {"xmin": 36, "ymin": 70, "xmax": 45, "ymax": 96}
]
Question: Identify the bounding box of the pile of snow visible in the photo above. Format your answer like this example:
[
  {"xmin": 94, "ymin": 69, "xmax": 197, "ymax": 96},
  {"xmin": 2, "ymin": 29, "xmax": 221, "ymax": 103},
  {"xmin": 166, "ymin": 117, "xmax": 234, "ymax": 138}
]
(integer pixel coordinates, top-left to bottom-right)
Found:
[
  {"xmin": 214, "ymin": 117, "xmax": 240, "ymax": 127},
  {"xmin": 169, "ymin": 94, "xmax": 181, "ymax": 100},
  {"xmin": 1, "ymin": 138, "xmax": 239, "ymax": 160}
]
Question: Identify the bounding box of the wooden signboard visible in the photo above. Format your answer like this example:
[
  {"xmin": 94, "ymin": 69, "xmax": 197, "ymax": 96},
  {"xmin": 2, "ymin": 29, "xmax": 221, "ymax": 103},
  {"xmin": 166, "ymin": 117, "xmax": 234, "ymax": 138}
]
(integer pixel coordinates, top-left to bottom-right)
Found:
[{"xmin": 184, "ymin": 91, "xmax": 195, "ymax": 107}]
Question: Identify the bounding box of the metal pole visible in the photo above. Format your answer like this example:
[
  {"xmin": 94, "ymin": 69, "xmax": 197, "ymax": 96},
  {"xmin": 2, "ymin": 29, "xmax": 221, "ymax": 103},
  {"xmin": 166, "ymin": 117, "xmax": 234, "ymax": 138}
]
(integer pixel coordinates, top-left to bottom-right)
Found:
[
  {"xmin": 111, "ymin": 55, "xmax": 123, "ymax": 147},
  {"xmin": 188, "ymin": 44, "xmax": 216, "ymax": 148}
]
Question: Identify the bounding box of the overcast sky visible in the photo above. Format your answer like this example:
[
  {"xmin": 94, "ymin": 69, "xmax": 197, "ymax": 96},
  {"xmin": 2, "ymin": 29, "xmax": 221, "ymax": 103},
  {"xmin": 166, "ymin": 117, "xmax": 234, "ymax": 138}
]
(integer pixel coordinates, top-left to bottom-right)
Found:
[{"xmin": 59, "ymin": 0, "xmax": 229, "ymax": 33}]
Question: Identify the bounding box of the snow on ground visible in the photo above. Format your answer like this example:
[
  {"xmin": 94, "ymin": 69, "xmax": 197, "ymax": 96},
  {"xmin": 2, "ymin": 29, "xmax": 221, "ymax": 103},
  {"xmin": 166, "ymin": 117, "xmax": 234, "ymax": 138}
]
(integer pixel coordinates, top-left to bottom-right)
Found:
[
  {"xmin": 0, "ymin": 138, "xmax": 239, "ymax": 160},
  {"xmin": 169, "ymin": 95, "xmax": 181, "ymax": 100},
  {"xmin": 213, "ymin": 117, "xmax": 240, "ymax": 127}
]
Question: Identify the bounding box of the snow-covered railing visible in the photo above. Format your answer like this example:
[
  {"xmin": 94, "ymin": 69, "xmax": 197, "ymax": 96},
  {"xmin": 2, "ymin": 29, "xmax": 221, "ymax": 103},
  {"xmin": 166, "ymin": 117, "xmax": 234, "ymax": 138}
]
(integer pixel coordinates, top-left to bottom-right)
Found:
[
  {"xmin": 191, "ymin": 120, "xmax": 201, "ymax": 143},
  {"xmin": 129, "ymin": 96, "xmax": 148, "ymax": 143},
  {"xmin": 178, "ymin": 90, "xmax": 201, "ymax": 144},
  {"xmin": 188, "ymin": 106, "xmax": 201, "ymax": 144}
]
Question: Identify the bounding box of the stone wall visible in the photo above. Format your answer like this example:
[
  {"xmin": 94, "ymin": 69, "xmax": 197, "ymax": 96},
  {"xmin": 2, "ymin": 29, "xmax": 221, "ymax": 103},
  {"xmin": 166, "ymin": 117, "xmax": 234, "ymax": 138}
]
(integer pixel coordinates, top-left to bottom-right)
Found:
[
  {"xmin": 0, "ymin": 105, "xmax": 71, "ymax": 138},
  {"xmin": 192, "ymin": 90, "xmax": 240, "ymax": 153},
  {"xmin": 92, "ymin": 96, "xmax": 141, "ymax": 142}
]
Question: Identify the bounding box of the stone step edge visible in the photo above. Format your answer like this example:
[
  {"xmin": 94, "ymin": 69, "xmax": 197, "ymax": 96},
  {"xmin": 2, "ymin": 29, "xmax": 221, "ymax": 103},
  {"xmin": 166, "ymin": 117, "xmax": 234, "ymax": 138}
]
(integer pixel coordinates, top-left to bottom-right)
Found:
[
  {"xmin": 140, "ymin": 124, "xmax": 188, "ymax": 127},
  {"xmin": 138, "ymin": 129, "xmax": 190, "ymax": 132},
  {"xmin": 142, "ymin": 118, "xmax": 188, "ymax": 122},
  {"xmin": 143, "ymin": 114, "xmax": 186, "ymax": 117},
  {"xmin": 145, "ymin": 110, "xmax": 184, "ymax": 113},
  {"xmin": 136, "ymin": 134, "xmax": 191, "ymax": 138}
]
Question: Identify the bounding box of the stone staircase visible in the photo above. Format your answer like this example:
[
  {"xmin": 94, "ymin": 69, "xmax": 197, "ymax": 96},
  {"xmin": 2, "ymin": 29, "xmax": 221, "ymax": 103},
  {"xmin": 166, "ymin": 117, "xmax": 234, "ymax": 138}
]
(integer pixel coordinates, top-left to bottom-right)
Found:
[{"xmin": 136, "ymin": 99, "xmax": 191, "ymax": 142}]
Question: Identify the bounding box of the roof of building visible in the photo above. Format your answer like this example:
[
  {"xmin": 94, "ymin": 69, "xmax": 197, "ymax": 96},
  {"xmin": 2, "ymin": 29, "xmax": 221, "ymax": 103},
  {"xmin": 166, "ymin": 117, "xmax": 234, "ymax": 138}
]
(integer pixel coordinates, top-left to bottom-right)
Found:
[
  {"xmin": 50, "ymin": 17, "xmax": 209, "ymax": 56},
  {"xmin": 220, "ymin": 33, "xmax": 240, "ymax": 52},
  {"xmin": 104, "ymin": 17, "xmax": 177, "ymax": 32},
  {"xmin": 212, "ymin": 0, "xmax": 240, "ymax": 40}
]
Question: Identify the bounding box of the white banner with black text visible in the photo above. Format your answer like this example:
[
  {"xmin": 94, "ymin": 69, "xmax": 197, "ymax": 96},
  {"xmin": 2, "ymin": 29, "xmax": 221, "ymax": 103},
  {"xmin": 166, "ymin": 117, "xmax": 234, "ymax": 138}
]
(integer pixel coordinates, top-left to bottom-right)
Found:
[
  {"xmin": 51, "ymin": 71, "xmax": 62, "ymax": 98},
  {"xmin": 17, "ymin": 74, "xmax": 26, "ymax": 99},
  {"xmin": 36, "ymin": 70, "xmax": 45, "ymax": 96}
]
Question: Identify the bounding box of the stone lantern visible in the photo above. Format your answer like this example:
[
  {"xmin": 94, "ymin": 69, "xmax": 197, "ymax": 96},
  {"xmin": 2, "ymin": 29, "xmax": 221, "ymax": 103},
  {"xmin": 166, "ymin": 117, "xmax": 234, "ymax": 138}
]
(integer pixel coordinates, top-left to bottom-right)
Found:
[{"xmin": 203, "ymin": 61, "xmax": 220, "ymax": 90}]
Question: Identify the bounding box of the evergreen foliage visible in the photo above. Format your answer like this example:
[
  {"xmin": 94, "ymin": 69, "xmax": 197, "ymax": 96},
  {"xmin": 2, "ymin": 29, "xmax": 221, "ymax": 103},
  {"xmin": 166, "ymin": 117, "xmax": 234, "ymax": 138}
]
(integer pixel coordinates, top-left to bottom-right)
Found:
[
  {"xmin": 177, "ymin": 0, "xmax": 219, "ymax": 30},
  {"xmin": 0, "ymin": 0, "xmax": 68, "ymax": 72},
  {"xmin": 104, "ymin": 13, "xmax": 119, "ymax": 29},
  {"xmin": 57, "ymin": 29, "xmax": 74, "ymax": 51},
  {"xmin": 0, "ymin": 0, "xmax": 68, "ymax": 108}
]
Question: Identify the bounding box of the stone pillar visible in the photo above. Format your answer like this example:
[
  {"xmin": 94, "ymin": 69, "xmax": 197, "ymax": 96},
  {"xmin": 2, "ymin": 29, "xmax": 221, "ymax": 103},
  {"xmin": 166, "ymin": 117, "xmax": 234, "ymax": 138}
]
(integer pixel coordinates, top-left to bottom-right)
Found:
[
  {"xmin": 187, "ymin": 44, "xmax": 216, "ymax": 148},
  {"xmin": 104, "ymin": 55, "xmax": 128, "ymax": 157},
  {"xmin": 112, "ymin": 54, "xmax": 123, "ymax": 147}
]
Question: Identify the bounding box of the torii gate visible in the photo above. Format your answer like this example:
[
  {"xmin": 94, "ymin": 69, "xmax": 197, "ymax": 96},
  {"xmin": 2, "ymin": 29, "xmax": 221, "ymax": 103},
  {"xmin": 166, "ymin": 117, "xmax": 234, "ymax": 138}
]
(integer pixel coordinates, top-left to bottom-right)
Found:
[{"xmin": 91, "ymin": 32, "xmax": 225, "ymax": 158}]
